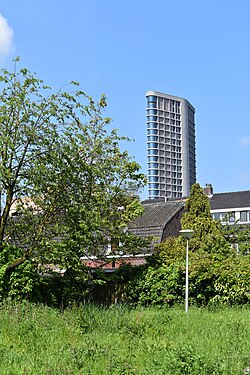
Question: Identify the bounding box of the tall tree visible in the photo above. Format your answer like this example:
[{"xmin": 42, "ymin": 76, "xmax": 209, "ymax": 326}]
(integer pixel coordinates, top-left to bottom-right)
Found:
[
  {"xmin": 134, "ymin": 183, "xmax": 249, "ymax": 307},
  {"xmin": 181, "ymin": 183, "xmax": 230, "ymax": 255},
  {"xmin": 0, "ymin": 60, "xmax": 147, "ymax": 291}
]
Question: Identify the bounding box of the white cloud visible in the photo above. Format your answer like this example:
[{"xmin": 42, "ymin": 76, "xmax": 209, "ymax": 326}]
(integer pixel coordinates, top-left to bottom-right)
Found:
[
  {"xmin": 240, "ymin": 137, "xmax": 250, "ymax": 146},
  {"xmin": 0, "ymin": 14, "xmax": 14, "ymax": 56}
]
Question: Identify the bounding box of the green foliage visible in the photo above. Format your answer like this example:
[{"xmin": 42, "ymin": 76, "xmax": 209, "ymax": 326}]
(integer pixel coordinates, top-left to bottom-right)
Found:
[
  {"xmin": 211, "ymin": 255, "xmax": 250, "ymax": 305},
  {"xmin": 0, "ymin": 60, "xmax": 147, "ymax": 299},
  {"xmin": 0, "ymin": 245, "xmax": 40, "ymax": 300},
  {"xmin": 181, "ymin": 183, "xmax": 230, "ymax": 255},
  {"xmin": 0, "ymin": 302, "xmax": 249, "ymax": 374},
  {"xmin": 221, "ymin": 219, "xmax": 250, "ymax": 255},
  {"xmin": 127, "ymin": 183, "xmax": 250, "ymax": 307},
  {"xmin": 127, "ymin": 263, "xmax": 184, "ymax": 306},
  {"xmin": 182, "ymin": 182, "xmax": 211, "ymax": 221}
]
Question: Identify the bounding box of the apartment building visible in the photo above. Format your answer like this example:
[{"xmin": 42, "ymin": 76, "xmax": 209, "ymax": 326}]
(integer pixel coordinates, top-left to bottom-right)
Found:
[{"xmin": 146, "ymin": 91, "xmax": 196, "ymax": 199}]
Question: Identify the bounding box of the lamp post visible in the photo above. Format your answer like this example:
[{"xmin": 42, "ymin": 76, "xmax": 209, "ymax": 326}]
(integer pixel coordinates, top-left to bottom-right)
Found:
[{"xmin": 179, "ymin": 229, "xmax": 194, "ymax": 314}]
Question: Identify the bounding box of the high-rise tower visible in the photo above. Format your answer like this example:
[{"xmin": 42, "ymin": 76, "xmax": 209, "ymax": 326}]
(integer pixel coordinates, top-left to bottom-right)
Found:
[{"xmin": 146, "ymin": 91, "xmax": 196, "ymax": 199}]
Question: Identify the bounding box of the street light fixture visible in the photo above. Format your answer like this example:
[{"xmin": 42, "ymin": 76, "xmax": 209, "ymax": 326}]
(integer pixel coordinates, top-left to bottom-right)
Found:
[{"xmin": 179, "ymin": 229, "xmax": 194, "ymax": 314}]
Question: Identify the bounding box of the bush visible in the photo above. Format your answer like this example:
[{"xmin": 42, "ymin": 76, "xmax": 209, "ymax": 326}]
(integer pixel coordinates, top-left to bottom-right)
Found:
[
  {"xmin": 126, "ymin": 263, "xmax": 184, "ymax": 306},
  {"xmin": 124, "ymin": 251, "xmax": 250, "ymax": 307}
]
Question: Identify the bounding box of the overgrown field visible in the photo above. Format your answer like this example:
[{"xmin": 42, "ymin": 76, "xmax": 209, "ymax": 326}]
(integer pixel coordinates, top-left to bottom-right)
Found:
[{"xmin": 0, "ymin": 302, "xmax": 249, "ymax": 374}]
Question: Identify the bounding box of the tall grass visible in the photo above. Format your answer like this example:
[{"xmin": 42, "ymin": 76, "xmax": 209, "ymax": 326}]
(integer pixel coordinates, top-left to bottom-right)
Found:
[{"xmin": 0, "ymin": 302, "xmax": 249, "ymax": 374}]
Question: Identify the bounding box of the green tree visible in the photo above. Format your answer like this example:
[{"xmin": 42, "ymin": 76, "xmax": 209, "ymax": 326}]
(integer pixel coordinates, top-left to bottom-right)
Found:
[
  {"xmin": 181, "ymin": 183, "xmax": 230, "ymax": 255},
  {"xmin": 129, "ymin": 183, "xmax": 250, "ymax": 307},
  {"xmin": 220, "ymin": 218, "xmax": 250, "ymax": 255},
  {"xmin": 0, "ymin": 60, "xmax": 147, "ymax": 299}
]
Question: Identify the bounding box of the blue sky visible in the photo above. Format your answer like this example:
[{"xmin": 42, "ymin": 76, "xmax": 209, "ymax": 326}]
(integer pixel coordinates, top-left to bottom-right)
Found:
[{"xmin": 1, "ymin": 0, "xmax": 250, "ymax": 199}]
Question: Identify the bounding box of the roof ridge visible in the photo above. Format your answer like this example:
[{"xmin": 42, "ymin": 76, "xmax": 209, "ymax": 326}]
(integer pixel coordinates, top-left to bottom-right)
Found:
[{"xmin": 213, "ymin": 190, "xmax": 250, "ymax": 195}]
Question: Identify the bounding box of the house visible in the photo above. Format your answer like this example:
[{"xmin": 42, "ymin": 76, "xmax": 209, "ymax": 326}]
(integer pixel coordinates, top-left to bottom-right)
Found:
[
  {"xmin": 204, "ymin": 184, "xmax": 250, "ymax": 224},
  {"xmin": 128, "ymin": 199, "xmax": 185, "ymax": 250},
  {"xmin": 129, "ymin": 185, "xmax": 250, "ymax": 253},
  {"xmin": 81, "ymin": 199, "xmax": 185, "ymax": 270}
]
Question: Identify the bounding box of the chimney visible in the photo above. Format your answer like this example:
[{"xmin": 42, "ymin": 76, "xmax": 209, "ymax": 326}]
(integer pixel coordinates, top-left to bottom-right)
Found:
[{"xmin": 203, "ymin": 183, "xmax": 213, "ymax": 197}]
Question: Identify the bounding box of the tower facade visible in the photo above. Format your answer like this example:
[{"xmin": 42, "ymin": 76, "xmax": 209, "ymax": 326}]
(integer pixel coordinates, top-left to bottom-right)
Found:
[{"xmin": 146, "ymin": 91, "xmax": 196, "ymax": 199}]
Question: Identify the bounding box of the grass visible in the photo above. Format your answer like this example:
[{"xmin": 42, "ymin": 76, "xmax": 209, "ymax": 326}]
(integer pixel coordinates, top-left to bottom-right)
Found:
[{"xmin": 0, "ymin": 302, "xmax": 249, "ymax": 374}]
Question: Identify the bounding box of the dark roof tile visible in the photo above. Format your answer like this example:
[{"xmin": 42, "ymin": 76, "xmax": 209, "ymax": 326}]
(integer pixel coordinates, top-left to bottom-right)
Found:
[
  {"xmin": 210, "ymin": 190, "xmax": 250, "ymax": 210},
  {"xmin": 129, "ymin": 201, "xmax": 184, "ymax": 240}
]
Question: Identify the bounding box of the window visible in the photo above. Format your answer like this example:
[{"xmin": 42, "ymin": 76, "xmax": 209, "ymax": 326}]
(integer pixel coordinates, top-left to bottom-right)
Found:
[
  {"xmin": 148, "ymin": 142, "xmax": 158, "ymax": 149},
  {"xmin": 149, "ymin": 176, "xmax": 159, "ymax": 182},
  {"xmin": 164, "ymin": 99, "xmax": 169, "ymax": 111},
  {"xmin": 148, "ymin": 102, "xmax": 156, "ymax": 108},
  {"xmin": 149, "ymin": 183, "xmax": 159, "ymax": 189},
  {"xmin": 219, "ymin": 212, "xmax": 234, "ymax": 222},
  {"xmin": 148, "ymin": 162, "xmax": 159, "ymax": 168},
  {"xmin": 158, "ymin": 98, "xmax": 163, "ymax": 109},
  {"xmin": 148, "ymin": 156, "xmax": 158, "ymax": 162},
  {"xmin": 147, "ymin": 95, "xmax": 157, "ymax": 109},
  {"xmin": 148, "ymin": 149, "xmax": 158, "ymax": 155},
  {"xmin": 147, "ymin": 122, "xmax": 158, "ymax": 129},
  {"xmin": 148, "ymin": 135, "xmax": 158, "ymax": 142},
  {"xmin": 148, "ymin": 129, "xmax": 158, "ymax": 135},
  {"xmin": 240, "ymin": 211, "xmax": 249, "ymax": 222},
  {"xmin": 148, "ymin": 109, "xmax": 157, "ymax": 115},
  {"xmin": 148, "ymin": 169, "xmax": 158, "ymax": 175},
  {"xmin": 148, "ymin": 116, "xmax": 157, "ymax": 122},
  {"xmin": 149, "ymin": 190, "xmax": 159, "ymax": 196},
  {"xmin": 147, "ymin": 95, "xmax": 157, "ymax": 102}
]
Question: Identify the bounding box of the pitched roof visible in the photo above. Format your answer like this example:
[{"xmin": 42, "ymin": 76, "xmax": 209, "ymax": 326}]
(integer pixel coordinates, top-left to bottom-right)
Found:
[
  {"xmin": 210, "ymin": 190, "xmax": 250, "ymax": 210},
  {"xmin": 129, "ymin": 201, "xmax": 184, "ymax": 241}
]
